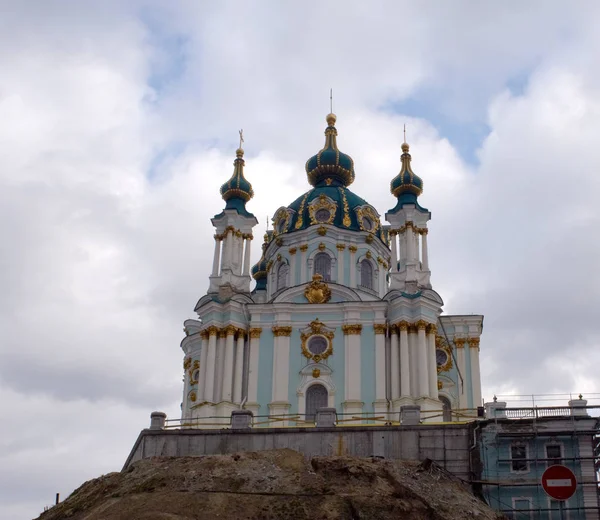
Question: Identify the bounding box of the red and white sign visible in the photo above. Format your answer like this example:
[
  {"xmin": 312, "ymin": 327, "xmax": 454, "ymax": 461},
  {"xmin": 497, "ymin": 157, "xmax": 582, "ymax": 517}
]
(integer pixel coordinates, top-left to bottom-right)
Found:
[{"xmin": 542, "ymin": 465, "xmax": 577, "ymax": 501}]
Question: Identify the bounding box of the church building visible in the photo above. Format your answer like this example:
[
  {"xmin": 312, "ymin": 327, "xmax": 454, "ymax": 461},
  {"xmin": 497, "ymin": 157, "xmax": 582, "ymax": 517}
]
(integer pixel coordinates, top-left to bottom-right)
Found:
[{"xmin": 180, "ymin": 113, "xmax": 484, "ymax": 425}]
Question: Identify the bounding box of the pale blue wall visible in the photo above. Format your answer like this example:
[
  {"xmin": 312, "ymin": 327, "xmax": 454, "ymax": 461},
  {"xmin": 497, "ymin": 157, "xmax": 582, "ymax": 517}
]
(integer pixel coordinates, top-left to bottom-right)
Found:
[
  {"xmin": 360, "ymin": 328, "xmax": 376, "ymax": 417},
  {"xmin": 256, "ymin": 331, "xmax": 274, "ymax": 414}
]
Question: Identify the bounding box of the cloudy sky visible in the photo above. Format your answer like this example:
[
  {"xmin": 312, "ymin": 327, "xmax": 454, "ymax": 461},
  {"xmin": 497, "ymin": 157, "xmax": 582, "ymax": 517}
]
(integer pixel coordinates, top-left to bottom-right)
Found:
[{"xmin": 2, "ymin": 1, "xmax": 600, "ymax": 517}]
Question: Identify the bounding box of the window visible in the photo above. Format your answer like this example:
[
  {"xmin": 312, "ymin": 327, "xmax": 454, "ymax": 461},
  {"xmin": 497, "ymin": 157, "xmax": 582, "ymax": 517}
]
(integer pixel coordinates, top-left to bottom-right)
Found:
[
  {"xmin": 546, "ymin": 444, "xmax": 562, "ymax": 466},
  {"xmin": 314, "ymin": 253, "xmax": 331, "ymax": 281},
  {"xmin": 512, "ymin": 498, "xmax": 532, "ymax": 519},
  {"xmin": 277, "ymin": 263, "xmax": 289, "ymax": 291},
  {"xmin": 315, "ymin": 208, "xmax": 331, "ymax": 222},
  {"xmin": 360, "ymin": 259, "xmax": 373, "ymax": 289},
  {"xmin": 511, "ymin": 444, "xmax": 528, "ymax": 472},
  {"xmin": 306, "ymin": 384, "xmax": 328, "ymax": 422},
  {"xmin": 361, "ymin": 216, "xmax": 373, "ymax": 231},
  {"xmin": 308, "ymin": 336, "xmax": 327, "ymax": 356}
]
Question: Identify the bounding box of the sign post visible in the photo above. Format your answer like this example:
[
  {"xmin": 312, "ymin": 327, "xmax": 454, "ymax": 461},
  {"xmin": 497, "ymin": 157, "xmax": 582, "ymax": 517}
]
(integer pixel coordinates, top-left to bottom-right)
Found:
[{"xmin": 541, "ymin": 465, "xmax": 577, "ymax": 520}]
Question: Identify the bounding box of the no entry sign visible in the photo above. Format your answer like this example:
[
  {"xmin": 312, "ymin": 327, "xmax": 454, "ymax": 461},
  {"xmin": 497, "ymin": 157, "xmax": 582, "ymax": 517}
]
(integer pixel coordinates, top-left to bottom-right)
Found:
[{"xmin": 542, "ymin": 465, "xmax": 577, "ymax": 500}]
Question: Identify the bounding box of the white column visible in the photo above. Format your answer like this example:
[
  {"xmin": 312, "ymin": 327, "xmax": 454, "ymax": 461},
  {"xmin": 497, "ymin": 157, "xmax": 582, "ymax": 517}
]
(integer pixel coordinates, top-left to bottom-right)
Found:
[
  {"xmin": 271, "ymin": 327, "xmax": 291, "ymax": 402},
  {"xmin": 211, "ymin": 239, "xmax": 221, "ymax": 276},
  {"xmin": 289, "ymin": 249, "xmax": 297, "ymax": 285},
  {"xmin": 226, "ymin": 232, "xmax": 234, "ymax": 268},
  {"xmin": 427, "ymin": 326, "xmax": 438, "ymax": 399},
  {"xmin": 242, "ymin": 238, "xmax": 252, "ymax": 276},
  {"xmin": 378, "ymin": 264, "xmax": 385, "ymax": 296},
  {"xmin": 233, "ymin": 331, "xmax": 245, "ymax": 403},
  {"xmin": 390, "ymin": 232, "xmax": 398, "ymax": 272},
  {"xmin": 221, "ymin": 327, "xmax": 236, "ymax": 402},
  {"xmin": 390, "ymin": 325, "xmax": 400, "ymax": 399},
  {"xmin": 406, "ymin": 227, "xmax": 414, "ymax": 263},
  {"xmin": 344, "ymin": 326, "xmax": 362, "ymax": 401},
  {"xmin": 399, "ymin": 232, "xmax": 406, "ymax": 269},
  {"xmin": 349, "ymin": 246, "xmax": 357, "ymax": 287},
  {"xmin": 421, "ymin": 230, "xmax": 429, "ymax": 271},
  {"xmin": 417, "ymin": 322, "xmax": 429, "ymax": 397},
  {"xmin": 455, "ymin": 339, "xmax": 467, "ymax": 410},
  {"xmin": 215, "ymin": 331, "xmax": 226, "ymax": 402},
  {"xmin": 399, "ymin": 323, "xmax": 411, "ymax": 396},
  {"xmin": 469, "ymin": 338, "xmax": 482, "ymax": 409},
  {"xmin": 408, "ymin": 327, "xmax": 418, "ymax": 396},
  {"xmin": 300, "ymin": 246, "xmax": 307, "ymax": 283},
  {"xmin": 246, "ymin": 329, "xmax": 261, "ymax": 405},
  {"xmin": 374, "ymin": 326, "xmax": 386, "ymax": 402},
  {"xmin": 203, "ymin": 328, "xmax": 218, "ymax": 403},
  {"xmin": 197, "ymin": 333, "xmax": 209, "ymax": 402},
  {"xmin": 337, "ymin": 246, "xmax": 344, "ymax": 282}
]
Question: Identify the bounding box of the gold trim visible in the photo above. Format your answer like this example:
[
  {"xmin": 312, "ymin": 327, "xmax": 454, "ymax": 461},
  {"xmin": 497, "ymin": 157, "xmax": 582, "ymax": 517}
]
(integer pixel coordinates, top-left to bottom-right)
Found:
[
  {"xmin": 398, "ymin": 321, "xmax": 409, "ymax": 332},
  {"xmin": 342, "ymin": 324, "xmax": 363, "ymax": 335},
  {"xmin": 289, "ymin": 247, "xmax": 297, "ymax": 255},
  {"xmin": 272, "ymin": 326, "xmax": 293, "ymax": 337},
  {"xmin": 348, "ymin": 245, "xmax": 357, "ymax": 253},
  {"xmin": 416, "ymin": 320, "xmax": 428, "ymax": 331},
  {"xmin": 336, "ymin": 243, "xmax": 346, "ymax": 250},
  {"xmin": 225, "ymin": 325, "xmax": 237, "ymax": 336},
  {"xmin": 207, "ymin": 326, "xmax": 219, "ymax": 337},
  {"xmin": 189, "ymin": 391, "xmax": 197, "ymax": 402},
  {"xmin": 308, "ymin": 193, "xmax": 337, "ymax": 226},
  {"xmin": 468, "ymin": 337, "xmax": 480, "ymax": 350},
  {"xmin": 438, "ymin": 380, "xmax": 443, "ymax": 390},
  {"xmin": 317, "ymin": 226, "xmax": 327, "ymax": 236},
  {"xmin": 276, "ymin": 237, "xmax": 283, "ymax": 246},
  {"xmin": 366, "ymin": 251, "xmax": 372, "ymax": 259},
  {"xmin": 435, "ymin": 336, "xmax": 453, "ymax": 373},
  {"xmin": 407, "ymin": 324, "xmax": 418, "ymax": 334},
  {"xmin": 373, "ymin": 324, "xmax": 387, "ymax": 335},
  {"xmin": 200, "ymin": 330, "xmax": 209, "ymax": 340},
  {"xmin": 301, "ymin": 319, "xmax": 334, "ymax": 363},
  {"xmin": 426, "ymin": 324, "xmax": 438, "ymax": 334},
  {"xmin": 454, "ymin": 338, "xmax": 466, "ymax": 348},
  {"xmin": 299, "ymin": 244, "xmax": 308, "ymax": 252},
  {"xmin": 273, "ymin": 208, "xmax": 291, "ymax": 236},
  {"xmin": 218, "ymin": 329, "xmax": 227, "ymax": 339},
  {"xmin": 338, "ymin": 187, "xmax": 351, "ymax": 227},
  {"xmin": 249, "ymin": 328, "xmax": 262, "ymax": 339},
  {"xmin": 183, "ymin": 357, "xmax": 191, "ymax": 370},
  {"xmin": 318, "ymin": 242, "xmax": 326, "ymax": 251},
  {"xmin": 355, "ymin": 205, "xmax": 380, "ymax": 233},
  {"xmin": 295, "ymin": 192, "xmax": 310, "ymax": 229},
  {"xmin": 304, "ymin": 274, "xmax": 332, "ymax": 304},
  {"xmin": 365, "ymin": 235, "xmax": 373, "ymax": 244},
  {"xmin": 312, "ymin": 368, "xmax": 321, "ymax": 378}
]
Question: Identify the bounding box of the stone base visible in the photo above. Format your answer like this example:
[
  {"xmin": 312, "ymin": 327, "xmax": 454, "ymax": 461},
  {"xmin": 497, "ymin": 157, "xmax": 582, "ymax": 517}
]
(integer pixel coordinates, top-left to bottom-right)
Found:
[
  {"xmin": 341, "ymin": 400, "xmax": 365, "ymax": 424},
  {"xmin": 373, "ymin": 399, "xmax": 389, "ymax": 422},
  {"xmin": 416, "ymin": 396, "xmax": 443, "ymax": 423},
  {"xmin": 268, "ymin": 401, "xmax": 291, "ymax": 427},
  {"xmin": 391, "ymin": 396, "xmax": 415, "ymax": 415}
]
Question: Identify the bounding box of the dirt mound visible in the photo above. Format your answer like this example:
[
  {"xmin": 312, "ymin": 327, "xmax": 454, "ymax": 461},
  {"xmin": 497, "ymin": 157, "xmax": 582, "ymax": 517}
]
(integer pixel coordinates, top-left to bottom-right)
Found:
[{"xmin": 36, "ymin": 449, "xmax": 505, "ymax": 520}]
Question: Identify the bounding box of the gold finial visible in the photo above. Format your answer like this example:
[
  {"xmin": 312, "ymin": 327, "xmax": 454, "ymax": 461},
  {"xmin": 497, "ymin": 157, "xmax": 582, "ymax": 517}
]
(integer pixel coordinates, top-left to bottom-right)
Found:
[
  {"xmin": 403, "ymin": 124, "xmax": 406, "ymax": 143},
  {"xmin": 330, "ymin": 88, "xmax": 333, "ymax": 113},
  {"xmin": 326, "ymin": 112, "xmax": 337, "ymax": 126},
  {"xmin": 401, "ymin": 124, "xmax": 409, "ymax": 153}
]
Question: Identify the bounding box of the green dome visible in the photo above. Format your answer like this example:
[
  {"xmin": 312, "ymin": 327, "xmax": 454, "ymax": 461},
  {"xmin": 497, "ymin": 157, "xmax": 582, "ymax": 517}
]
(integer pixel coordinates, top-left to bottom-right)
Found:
[
  {"xmin": 390, "ymin": 142, "xmax": 423, "ymax": 201},
  {"xmin": 305, "ymin": 114, "xmax": 355, "ymax": 188},
  {"xmin": 273, "ymin": 184, "xmax": 386, "ymax": 244},
  {"xmin": 220, "ymin": 148, "xmax": 254, "ymax": 205},
  {"xmin": 251, "ymin": 241, "xmax": 268, "ymax": 290}
]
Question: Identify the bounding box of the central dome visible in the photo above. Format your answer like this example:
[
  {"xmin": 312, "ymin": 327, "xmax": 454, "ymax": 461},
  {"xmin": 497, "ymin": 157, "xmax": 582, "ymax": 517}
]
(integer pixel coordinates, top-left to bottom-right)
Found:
[{"xmin": 305, "ymin": 114, "xmax": 355, "ymax": 187}]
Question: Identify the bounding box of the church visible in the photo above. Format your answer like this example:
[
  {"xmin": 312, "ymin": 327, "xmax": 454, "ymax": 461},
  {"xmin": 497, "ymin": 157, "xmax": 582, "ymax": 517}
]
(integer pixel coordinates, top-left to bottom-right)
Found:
[{"xmin": 179, "ymin": 113, "xmax": 483, "ymax": 425}]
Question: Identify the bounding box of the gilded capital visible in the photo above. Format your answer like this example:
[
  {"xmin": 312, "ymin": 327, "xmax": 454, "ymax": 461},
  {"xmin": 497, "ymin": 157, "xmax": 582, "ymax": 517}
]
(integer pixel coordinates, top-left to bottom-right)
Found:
[
  {"xmin": 272, "ymin": 326, "xmax": 293, "ymax": 337},
  {"xmin": 249, "ymin": 327, "xmax": 262, "ymax": 339},
  {"xmin": 288, "ymin": 247, "xmax": 297, "ymax": 255},
  {"xmin": 398, "ymin": 321, "xmax": 409, "ymax": 332},
  {"xmin": 468, "ymin": 337, "xmax": 480, "ymax": 349},
  {"xmin": 454, "ymin": 338, "xmax": 466, "ymax": 348},
  {"xmin": 342, "ymin": 324, "xmax": 363, "ymax": 335},
  {"xmin": 348, "ymin": 245, "xmax": 357, "ymax": 253},
  {"xmin": 200, "ymin": 330, "xmax": 209, "ymax": 340},
  {"xmin": 218, "ymin": 329, "xmax": 228, "ymax": 339},
  {"xmin": 299, "ymin": 244, "xmax": 308, "ymax": 252},
  {"xmin": 336, "ymin": 243, "xmax": 346, "ymax": 250},
  {"xmin": 426, "ymin": 324, "xmax": 437, "ymax": 335},
  {"xmin": 373, "ymin": 324, "xmax": 387, "ymax": 335},
  {"xmin": 416, "ymin": 320, "xmax": 428, "ymax": 331},
  {"xmin": 407, "ymin": 324, "xmax": 418, "ymax": 334},
  {"xmin": 207, "ymin": 326, "xmax": 219, "ymax": 337},
  {"xmin": 183, "ymin": 357, "xmax": 192, "ymax": 370},
  {"xmin": 317, "ymin": 226, "xmax": 327, "ymax": 236}
]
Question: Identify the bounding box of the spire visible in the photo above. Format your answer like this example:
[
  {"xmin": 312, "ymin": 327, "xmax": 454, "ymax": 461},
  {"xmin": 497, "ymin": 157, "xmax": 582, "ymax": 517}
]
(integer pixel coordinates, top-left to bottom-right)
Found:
[
  {"xmin": 219, "ymin": 138, "xmax": 254, "ymax": 214},
  {"xmin": 305, "ymin": 113, "xmax": 355, "ymax": 187},
  {"xmin": 389, "ymin": 136, "xmax": 424, "ymax": 211}
]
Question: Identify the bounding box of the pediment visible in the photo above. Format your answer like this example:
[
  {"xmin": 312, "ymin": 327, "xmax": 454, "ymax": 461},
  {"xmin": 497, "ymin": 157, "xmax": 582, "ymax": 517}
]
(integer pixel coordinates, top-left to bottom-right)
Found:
[{"xmin": 271, "ymin": 282, "xmax": 366, "ymax": 304}]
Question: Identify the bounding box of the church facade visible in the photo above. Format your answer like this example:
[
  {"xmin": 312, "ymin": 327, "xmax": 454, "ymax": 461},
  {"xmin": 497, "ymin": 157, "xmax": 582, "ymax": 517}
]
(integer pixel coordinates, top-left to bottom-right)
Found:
[{"xmin": 180, "ymin": 114, "xmax": 483, "ymax": 425}]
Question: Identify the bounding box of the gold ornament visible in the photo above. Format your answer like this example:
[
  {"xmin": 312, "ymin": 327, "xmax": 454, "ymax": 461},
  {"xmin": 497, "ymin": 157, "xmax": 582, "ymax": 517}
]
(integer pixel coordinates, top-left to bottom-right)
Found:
[
  {"xmin": 317, "ymin": 226, "xmax": 327, "ymax": 236},
  {"xmin": 338, "ymin": 187, "xmax": 351, "ymax": 228},
  {"xmin": 189, "ymin": 391, "xmax": 197, "ymax": 402},
  {"xmin": 272, "ymin": 326, "xmax": 293, "ymax": 337},
  {"xmin": 373, "ymin": 324, "xmax": 387, "ymax": 335},
  {"xmin": 249, "ymin": 328, "xmax": 262, "ymax": 339},
  {"xmin": 342, "ymin": 324, "xmax": 363, "ymax": 335},
  {"xmin": 336, "ymin": 243, "xmax": 346, "ymax": 250},
  {"xmin": 438, "ymin": 380, "xmax": 443, "ymax": 390},
  {"xmin": 312, "ymin": 368, "xmax": 321, "ymax": 378},
  {"xmin": 295, "ymin": 192, "xmax": 310, "ymax": 229},
  {"xmin": 301, "ymin": 319, "xmax": 335, "ymax": 362},
  {"xmin": 318, "ymin": 242, "xmax": 326, "ymax": 251},
  {"xmin": 183, "ymin": 357, "xmax": 192, "ymax": 370},
  {"xmin": 348, "ymin": 245, "xmax": 357, "ymax": 253},
  {"xmin": 289, "ymin": 247, "xmax": 297, "ymax": 255},
  {"xmin": 308, "ymin": 193, "xmax": 337, "ymax": 226},
  {"xmin": 304, "ymin": 274, "xmax": 332, "ymax": 304}
]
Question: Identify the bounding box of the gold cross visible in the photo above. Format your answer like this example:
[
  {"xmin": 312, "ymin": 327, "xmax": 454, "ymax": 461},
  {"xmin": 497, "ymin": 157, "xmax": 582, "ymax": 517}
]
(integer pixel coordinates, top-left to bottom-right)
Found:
[
  {"xmin": 403, "ymin": 124, "xmax": 406, "ymax": 143},
  {"xmin": 239, "ymin": 129, "xmax": 244, "ymax": 149}
]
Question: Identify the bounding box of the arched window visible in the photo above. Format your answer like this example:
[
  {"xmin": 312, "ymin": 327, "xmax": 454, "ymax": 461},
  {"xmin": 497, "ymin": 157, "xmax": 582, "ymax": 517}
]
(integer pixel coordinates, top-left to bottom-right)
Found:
[
  {"xmin": 440, "ymin": 396, "xmax": 452, "ymax": 422},
  {"xmin": 314, "ymin": 252, "xmax": 331, "ymax": 281},
  {"xmin": 306, "ymin": 384, "xmax": 328, "ymax": 422},
  {"xmin": 277, "ymin": 263, "xmax": 289, "ymax": 291},
  {"xmin": 360, "ymin": 259, "xmax": 373, "ymax": 290}
]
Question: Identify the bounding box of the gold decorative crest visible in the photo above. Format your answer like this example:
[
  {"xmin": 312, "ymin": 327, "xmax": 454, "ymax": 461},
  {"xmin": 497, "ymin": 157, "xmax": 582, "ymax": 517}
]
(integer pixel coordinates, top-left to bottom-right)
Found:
[
  {"xmin": 273, "ymin": 207, "xmax": 291, "ymax": 236},
  {"xmin": 312, "ymin": 368, "xmax": 321, "ymax": 378},
  {"xmin": 300, "ymin": 319, "xmax": 335, "ymax": 362},
  {"xmin": 342, "ymin": 324, "xmax": 363, "ymax": 335},
  {"xmin": 308, "ymin": 193, "xmax": 337, "ymax": 226},
  {"xmin": 304, "ymin": 274, "xmax": 332, "ymax": 304},
  {"xmin": 435, "ymin": 335, "xmax": 453, "ymax": 373},
  {"xmin": 338, "ymin": 187, "xmax": 351, "ymax": 228},
  {"xmin": 295, "ymin": 192, "xmax": 310, "ymax": 229},
  {"xmin": 355, "ymin": 205, "xmax": 380, "ymax": 233}
]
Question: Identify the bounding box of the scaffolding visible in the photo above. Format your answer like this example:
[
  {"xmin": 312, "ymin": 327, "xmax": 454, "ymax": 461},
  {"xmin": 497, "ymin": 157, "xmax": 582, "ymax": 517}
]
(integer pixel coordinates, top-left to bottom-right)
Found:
[{"xmin": 476, "ymin": 405, "xmax": 600, "ymax": 519}]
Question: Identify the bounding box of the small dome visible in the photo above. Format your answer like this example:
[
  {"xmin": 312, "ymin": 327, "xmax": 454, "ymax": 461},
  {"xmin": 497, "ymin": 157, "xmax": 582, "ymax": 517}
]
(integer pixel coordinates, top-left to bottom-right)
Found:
[
  {"xmin": 390, "ymin": 142, "xmax": 423, "ymax": 203},
  {"xmin": 251, "ymin": 241, "xmax": 268, "ymax": 291},
  {"xmin": 220, "ymin": 148, "xmax": 254, "ymax": 204},
  {"xmin": 305, "ymin": 114, "xmax": 355, "ymax": 188}
]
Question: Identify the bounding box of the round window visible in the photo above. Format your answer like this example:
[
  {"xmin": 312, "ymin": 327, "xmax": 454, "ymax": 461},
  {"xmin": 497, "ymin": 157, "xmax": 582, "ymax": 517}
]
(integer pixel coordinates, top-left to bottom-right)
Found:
[
  {"xmin": 315, "ymin": 208, "xmax": 331, "ymax": 222},
  {"xmin": 362, "ymin": 216, "xmax": 373, "ymax": 231},
  {"xmin": 308, "ymin": 336, "xmax": 328, "ymax": 355},
  {"xmin": 436, "ymin": 349, "xmax": 448, "ymax": 367}
]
